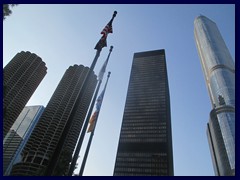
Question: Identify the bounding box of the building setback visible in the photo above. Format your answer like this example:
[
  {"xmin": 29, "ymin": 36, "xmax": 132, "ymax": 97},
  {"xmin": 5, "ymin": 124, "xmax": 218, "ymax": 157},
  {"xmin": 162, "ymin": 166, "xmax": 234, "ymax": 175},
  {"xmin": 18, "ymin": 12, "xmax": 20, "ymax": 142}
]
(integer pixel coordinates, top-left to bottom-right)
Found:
[
  {"xmin": 3, "ymin": 106, "xmax": 44, "ymax": 175},
  {"xmin": 113, "ymin": 49, "xmax": 174, "ymax": 176},
  {"xmin": 3, "ymin": 51, "xmax": 47, "ymax": 138},
  {"xmin": 10, "ymin": 65, "xmax": 97, "ymax": 176},
  {"xmin": 194, "ymin": 15, "xmax": 235, "ymax": 176}
]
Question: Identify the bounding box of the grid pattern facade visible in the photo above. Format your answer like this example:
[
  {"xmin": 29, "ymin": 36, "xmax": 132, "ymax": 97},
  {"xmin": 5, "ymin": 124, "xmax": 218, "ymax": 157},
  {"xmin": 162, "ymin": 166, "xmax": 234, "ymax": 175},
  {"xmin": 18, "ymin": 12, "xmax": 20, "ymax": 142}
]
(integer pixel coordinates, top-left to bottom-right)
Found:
[
  {"xmin": 3, "ymin": 130, "xmax": 22, "ymax": 175},
  {"xmin": 114, "ymin": 49, "xmax": 174, "ymax": 176},
  {"xmin": 194, "ymin": 15, "xmax": 235, "ymax": 176},
  {"xmin": 3, "ymin": 51, "xmax": 47, "ymax": 138},
  {"xmin": 3, "ymin": 106, "xmax": 44, "ymax": 175},
  {"xmin": 10, "ymin": 65, "xmax": 97, "ymax": 176},
  {"xmin": 207, "ymin": 106, "xmax": 235, "ymax": 176}
]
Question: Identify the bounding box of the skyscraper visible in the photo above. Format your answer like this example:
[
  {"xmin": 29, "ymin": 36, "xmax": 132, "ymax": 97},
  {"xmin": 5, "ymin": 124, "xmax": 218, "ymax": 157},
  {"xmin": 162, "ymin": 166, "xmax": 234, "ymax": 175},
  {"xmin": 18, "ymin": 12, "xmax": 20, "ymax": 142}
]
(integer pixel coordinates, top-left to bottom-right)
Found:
[
  {"xmin": 3, "ymin": 51, "xmax": 47, "ymax": 138},
  {"xmin": 194, "ymin": 15, "xmax": 235, "ymax": 176},
  {"xmin": 10, "ymin": 65, "xmax": 97, "ymax": 176},
  {"xmin": 3, "ymin": 106, "xmax": 44, "ymax": 175},
  {"xmin": 113, "ymin": 49, "xmax": 174, "ymax": 176}
]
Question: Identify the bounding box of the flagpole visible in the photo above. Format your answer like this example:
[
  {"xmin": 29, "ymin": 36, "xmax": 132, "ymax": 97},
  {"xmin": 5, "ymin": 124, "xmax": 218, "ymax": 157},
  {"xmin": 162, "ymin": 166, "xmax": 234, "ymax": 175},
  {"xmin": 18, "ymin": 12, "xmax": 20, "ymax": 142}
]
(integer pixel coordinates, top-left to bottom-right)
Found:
[
  {"xmin": 45, "ymin": 49, "xmax": 101, "ymax": 177},
  {"xmin": 44, "ymin": 11, "xmax": 117, "ymax": 176},
  {"xmin": 79, "ymin": 72, "xmax": 111, "ymax": 176},
  {"xmin": 67, "ymin": 46, "xmax": 113, "ymax": 176}
]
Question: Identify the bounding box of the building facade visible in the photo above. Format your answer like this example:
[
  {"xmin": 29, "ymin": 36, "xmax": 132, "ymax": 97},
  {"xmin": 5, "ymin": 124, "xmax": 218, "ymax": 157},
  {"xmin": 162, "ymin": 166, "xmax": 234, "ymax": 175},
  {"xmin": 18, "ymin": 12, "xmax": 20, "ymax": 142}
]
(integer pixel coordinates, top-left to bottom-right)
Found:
[
  {"xmin": 113, "ymin": 49, "xmax": 174, "ymax": 176},
  {"xmin": 3, "ymin": 51, "xmax": 47, "ymax": 138},
  {"xmin": 194, "ymin": 15, "xmax": 235, "ymax": 176},
  {"xmin": 10, "ymin": 65, "xmax": 97, "ymax": 176},
  {"xmin": 3, "ymin": 106, "xmax": 44, "ymax": 175}
]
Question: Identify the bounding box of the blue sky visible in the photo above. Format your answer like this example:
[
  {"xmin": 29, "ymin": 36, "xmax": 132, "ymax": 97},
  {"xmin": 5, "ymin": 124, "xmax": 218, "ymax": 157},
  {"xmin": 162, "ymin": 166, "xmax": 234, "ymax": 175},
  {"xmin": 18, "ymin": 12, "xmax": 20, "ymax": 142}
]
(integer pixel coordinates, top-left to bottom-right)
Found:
[{"xmin": 3, "ymin": 4, "xmax": 235, "ymax": 176}]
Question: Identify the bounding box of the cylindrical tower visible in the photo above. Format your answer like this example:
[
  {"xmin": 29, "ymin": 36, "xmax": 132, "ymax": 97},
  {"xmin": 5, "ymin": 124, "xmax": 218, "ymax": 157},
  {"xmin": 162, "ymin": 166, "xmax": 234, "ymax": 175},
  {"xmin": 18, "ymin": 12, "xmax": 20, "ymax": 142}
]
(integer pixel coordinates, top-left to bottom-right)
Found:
[
  {"xmin": 3, "ymin": 51, "xmax": 47, "ymax": 138},
  {"xmin": 10, "ymin": 65, "xmax": 97, "ymax": 176}
]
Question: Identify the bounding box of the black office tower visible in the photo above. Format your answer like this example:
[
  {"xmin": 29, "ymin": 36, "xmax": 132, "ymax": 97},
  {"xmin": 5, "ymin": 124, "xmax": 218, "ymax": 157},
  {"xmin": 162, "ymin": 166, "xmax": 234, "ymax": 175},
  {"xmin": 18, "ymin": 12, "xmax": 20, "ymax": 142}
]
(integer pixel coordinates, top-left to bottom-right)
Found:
[
  {"xmin": 10, "ymin": 65, "xmax": 97, "ymax": 176},
  {"xmin": 113, "ymin": 49, "xmax": 174, "ymax": 176},
  {"xmin": 3, "ymin": 51, "xmax": 47, "ymax": 138}
]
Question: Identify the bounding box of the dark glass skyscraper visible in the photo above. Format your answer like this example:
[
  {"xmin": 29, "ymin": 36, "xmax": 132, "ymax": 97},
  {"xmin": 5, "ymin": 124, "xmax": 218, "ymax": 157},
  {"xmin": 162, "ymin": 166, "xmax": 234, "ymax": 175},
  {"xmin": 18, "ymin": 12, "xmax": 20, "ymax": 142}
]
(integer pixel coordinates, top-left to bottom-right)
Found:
[
  {"xmin": 194, "ymin": 15, "xmax": 235, "ymax": 176},
  {"xmin": 10, "ymin": 65, "xmax": 97, "ymax": 176},
  {"xmin": 3, "ymin": 51, "xmax": 47, "ymax": 138},
  {"xmin": 113, "ymin": 49, "xmax": 174, "ymax": 176}
]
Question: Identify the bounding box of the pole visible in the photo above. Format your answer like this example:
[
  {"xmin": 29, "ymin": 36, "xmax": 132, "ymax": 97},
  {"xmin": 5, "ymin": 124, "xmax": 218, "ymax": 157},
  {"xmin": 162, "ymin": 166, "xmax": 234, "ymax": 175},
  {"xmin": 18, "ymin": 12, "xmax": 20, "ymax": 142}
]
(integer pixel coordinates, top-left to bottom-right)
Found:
[
  {"xmin": 45, "ymin": 50, "xmax": 101, "ymax": 176},
  {"xmin": 79, "ymin": 72, "xmax": 111, "ymax": 176},
  {"xmin": 45, "ymin": 11, "xmax": 117, "ymax": 176},
  {"xmin": 68, "ymin": 79, "xmax": 102, "ymax": 176},
  {"xmin": 67, "ymin": 47, "xmax": 113, "ymax": 176}
]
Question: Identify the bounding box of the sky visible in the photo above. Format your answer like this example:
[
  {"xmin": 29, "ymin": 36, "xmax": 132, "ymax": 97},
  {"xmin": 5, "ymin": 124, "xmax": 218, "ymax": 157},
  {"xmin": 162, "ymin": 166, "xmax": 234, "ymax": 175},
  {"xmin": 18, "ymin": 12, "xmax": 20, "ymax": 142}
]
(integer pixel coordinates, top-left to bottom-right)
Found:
[{"xmin": 3, "ymin": 4, "xmax": 235, "ymax": 176}]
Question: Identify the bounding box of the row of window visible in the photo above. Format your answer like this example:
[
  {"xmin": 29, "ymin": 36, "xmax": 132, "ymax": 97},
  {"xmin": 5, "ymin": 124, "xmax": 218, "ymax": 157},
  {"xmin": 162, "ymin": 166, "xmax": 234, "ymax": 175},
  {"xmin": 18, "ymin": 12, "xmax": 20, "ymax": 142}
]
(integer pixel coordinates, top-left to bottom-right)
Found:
[
  {"xmin": 118, "ymin": 152, "xmax": 167, "ymax": 157},
  {"xmin": 120, "ymin": 133, "xmax": 167, "ymax": 138},
  {"xmin": 124, "ymin": 107, "xmax": 167, "ymax": 113},
  {"xmin": 126, "ymin": 102, "xmax": 166, "ymax": 108},
  {"xmin": 130, "ymin": 78, "xmax": 166, "ymax": 84},
  {"xmin": 114, "ymin": 167, "xmax": 168, "ymax": 174},
  {"xmin": 130, "ymin": 74, "xmax": 166, "ymax": 80},
  {"xmin": 120, "ymin": 137, "xmax": 167, "ymax": 143},
  {"xmin": 123, "ymin": 113, "xmax": 167, "ymax": 117},
  {"xmin": 121, "ymin": 122, "xmax": 167, "ymax": 128},
  {"xmin": 121, "ymin": 125, "xmax": 167, "ymax": 130},
  {"xmin": 133, "ymin": 63, "xmax": 165, "ymax": 71},
  {"xmin": 121, "ymin": 130, "xmax": 167, "ymax": 135},
  {"xmin": 132, "ymin": 64, "xmax": 165, "ymax": 71},
  {"xmin": 116, "ymin": 162, "xmax": 168, "ymax": 168},
  {"xmin": 126, "ymin": 96, "xmax": 165, "ymax": 103},
  {"xmin": 123, "ymin": 114, "xmax": 167, "ymax": 120},
  {"xmin": 128, "ymin": 86, "xmax": 166, "ymax": 93}
]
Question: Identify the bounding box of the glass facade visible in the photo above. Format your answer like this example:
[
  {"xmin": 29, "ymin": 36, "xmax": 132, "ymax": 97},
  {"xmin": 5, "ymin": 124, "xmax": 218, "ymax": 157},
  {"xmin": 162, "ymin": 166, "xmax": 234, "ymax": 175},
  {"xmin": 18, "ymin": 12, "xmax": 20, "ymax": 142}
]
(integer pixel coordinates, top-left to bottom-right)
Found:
[
  {"xmin": 113, "ymin": 50, "xmax": 174, "ymax": 176},
  {"xmin": 209, "ymin": 68, "xmax": 235, "ymax": 107},
  {"xmin": 207, "ymin": 106, "xmax": 235, "ymax": 176},
  {"xmin": 194, "ymin": 15, "xmax": 235, "ymax": 176},
  {"xmin": 3, "ymin": 106, "xmax": 44, "ymax": 175},
  {"xmin": 216, "ymin": 111, "xmax": 235, "ymax": 169}
]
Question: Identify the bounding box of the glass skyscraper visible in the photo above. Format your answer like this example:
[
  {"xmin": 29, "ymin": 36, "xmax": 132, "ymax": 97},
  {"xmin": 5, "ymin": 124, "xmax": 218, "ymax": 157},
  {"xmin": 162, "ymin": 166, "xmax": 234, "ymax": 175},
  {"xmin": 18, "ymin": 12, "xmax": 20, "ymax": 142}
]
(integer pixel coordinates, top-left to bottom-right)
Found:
[
  {"xmin": 10, "ymin": 65, "xmax": 97, "ymax": 176},
  {"xmin": 113, "ymin": 49, "xmax": 174, "ymax": 176},
  {"xmin": 3, "ymin": 51, "xmax": 47, "ymax": 138},
  {"xmin": 194, "ymin": 15, "xmax": 235, "ymax": 176},
  {"xmin": 3, "ymin": 106, "xmax": 44, "ymax": 175}
]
